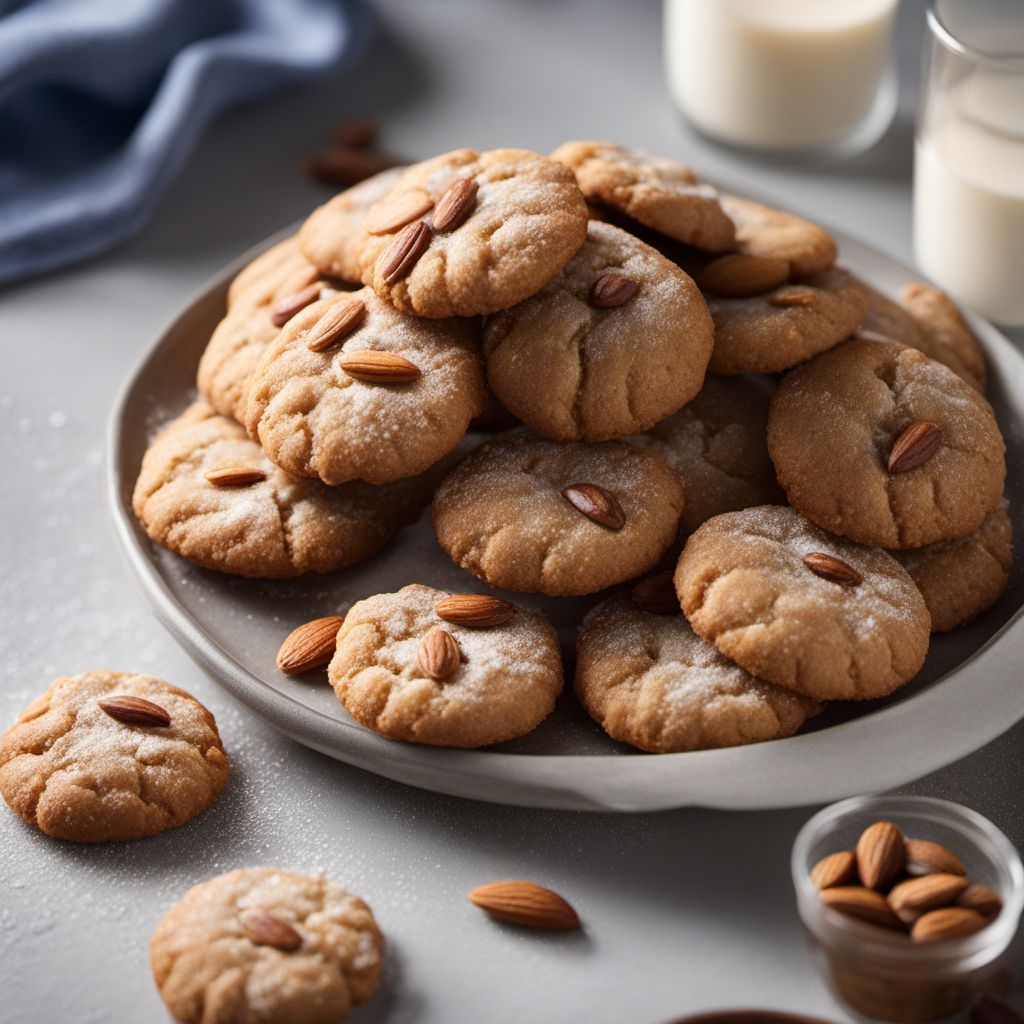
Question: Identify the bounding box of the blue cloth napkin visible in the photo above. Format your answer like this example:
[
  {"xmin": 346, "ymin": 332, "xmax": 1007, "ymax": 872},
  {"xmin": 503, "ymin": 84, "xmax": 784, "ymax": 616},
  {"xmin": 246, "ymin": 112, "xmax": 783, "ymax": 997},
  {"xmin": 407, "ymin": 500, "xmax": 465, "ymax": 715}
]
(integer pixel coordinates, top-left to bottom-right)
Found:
[{"xmin": 0, "ymin": 0, "xmax": 367, "ymax": 286}]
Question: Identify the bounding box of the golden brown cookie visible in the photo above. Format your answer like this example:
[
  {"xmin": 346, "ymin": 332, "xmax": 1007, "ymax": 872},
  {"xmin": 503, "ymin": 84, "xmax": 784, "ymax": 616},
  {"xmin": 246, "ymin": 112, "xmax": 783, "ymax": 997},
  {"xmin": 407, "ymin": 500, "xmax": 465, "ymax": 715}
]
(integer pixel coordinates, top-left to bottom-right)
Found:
[
  {"xmin": 133, "ymin": 403, "xmax": 437, "ymax": 578},
  {"xmin": 226, "ymin": 236, "xmax": 316, "ymax": 311},
  {"xmin": 675, "ymin": 506, "xmax": 931, "ymax": 701},
  {"xmin": 0, "ymin": 671, "xmax": 227, "ymax": 843},
  {"xmin": 357, "ymin": 148, "xmax": 588, "ymax": 318},
  {"xmin": 328, "ymin": 584, "xmax": 563, "ymax": 748},
  {"xmin": 768, "ymin": 337, "xmax": 1006, "ymax": 548},
  {"xmin": 707, "ymin": 267, "xmax": 867, "ymax": 375},
  {"xmin": 902, "ymin": 282, "xmax": 987, "ymax": 393},
  {"xmin": 150, "ymin": 868, "xmax": 384, "ymax": 1024},
  {"xmin": 855, "ymin": 276, "xmax": 925, "ymax": 347},
  {"xmin": 551, "ymin": 140, "xmax": 735, "ymax": 252},
  {"xmin": 575, "ymin": 593, "xmax": 820, "ymax": 753},
  {"xmin": 895, "ymin": 503, "xmax": 1013, "ymax": 633},
  {"xmin": 244, "ymin": 288, "xmax": 484, "ymax": 485},
  {"xmin": 483, "ymin": 221, "xmax": 713, "ymax": 442},
  {"xmin": 433, "ymin": 433, "xmax": 684, "ymax": 596},
  {"xmin": 632, "ymin": 373, "xmax": 784, "ymax": 537}
]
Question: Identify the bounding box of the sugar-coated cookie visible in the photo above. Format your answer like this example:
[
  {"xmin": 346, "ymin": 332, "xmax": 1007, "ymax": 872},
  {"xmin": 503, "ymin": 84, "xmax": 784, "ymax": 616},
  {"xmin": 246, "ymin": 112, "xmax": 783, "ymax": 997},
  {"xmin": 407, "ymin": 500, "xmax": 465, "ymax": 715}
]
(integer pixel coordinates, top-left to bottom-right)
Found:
[
  {"xmin": 901, "ymin": 282, "xmax": 987, "ymax": 393},
  {"xmin": 855, "ymin": 276, "xmax": 925, "ymax": 347},
  {"xmin": 150, "ymin": 868, "xmax": 383, "ymax": 1024},
  {"xmin": 226, "ymin": 236, "xmax": 318, "ymax": 311},
  {"xmin": 0, "ymin": 671, "xmax": 227, "ymax": 843}
]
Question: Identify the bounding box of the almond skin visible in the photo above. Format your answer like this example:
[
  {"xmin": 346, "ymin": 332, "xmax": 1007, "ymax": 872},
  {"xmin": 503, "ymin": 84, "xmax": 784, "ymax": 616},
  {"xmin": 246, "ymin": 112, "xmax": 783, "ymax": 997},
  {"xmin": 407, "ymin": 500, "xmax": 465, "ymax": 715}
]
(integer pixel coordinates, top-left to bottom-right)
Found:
[
  {"xmin": 276, "ymin": 616, "xmax": 345, "ymax": 675},
  {"xmin": 819, "ymin": 886, "xmax": 904, "ymax": 930},
  {"xmin": 240, "ymin": 909, "xmax": 302, "ymax": 951},
  {"xmin": 377, "ymin": 220, "xmax": 432, "ymax": 284},
  {"xmin": 588, "ymin": 271, "xmax": 639, "ymax": 309},
  {"xmin": 418, "ymin": 627, "xmax": 460, "ymax": 681},
  {"xmin": 432, "ymin": 178, "xmax": 479, "ymax": 233},
  {"xmin": 888, "ymin": 873, "xmax": 970, "ymax": 924},
  {"xmin": 205, "ymin": 466, "xmax": 267, "ymax": 487},
  {"xmin": 888, "ymin": 421, "xmax": 943, "ymax": 473},
  {"xmin": 97, "ymin": 695, "xmax": 171, "ymax": 728},
  {"xmin": 305, "ymin": 298, "xmax": 367, "ymax": 352},
  {"xmin": 468, "ymin": 881, "xmax": 580, "ymax": 931},
  {"xmin": 340, "ymin": 350, "xmax": 420, "ymax": 384},
  {"xmin": 905, "ymin": 838, "xmax": 966, "ymax": 877},
  {"xmin": 957, "ymin": 883, "xmax": 1003, "ymax": 918},
  {"xmin": 911, "ymin": 906, "xmax": 987, "ymax": 944},
  {"xmin": 810, "ymin": 850, "xmax": 857, "ymax": 891},
  {"xmin": 696, "ymin": 253, "xmax": 789, "ymax": 297},
  {"xmin": 271, "ymin": 284, "xmax": 322, "ymax": 327},
  {"xmin": 803, "ymin": 552, "xmax": 863, "ymax": 586},
  {"xmin": 434, "ymin": 594, "xmax": 515, "ymax": 628},
  {"xmin": 364, "ymin": 189, "xmax": 434, "ymax": 236},
  {"xmin": 855, "ymin": 821, "xmax": 906, "ymax": 891},
  {"xmin": 561, "ymin": 482, "xmax": 626, "ymax": 530},
  {"xmin": 629, "ymin": 572, "xmax": 680, "ymax": 616}
]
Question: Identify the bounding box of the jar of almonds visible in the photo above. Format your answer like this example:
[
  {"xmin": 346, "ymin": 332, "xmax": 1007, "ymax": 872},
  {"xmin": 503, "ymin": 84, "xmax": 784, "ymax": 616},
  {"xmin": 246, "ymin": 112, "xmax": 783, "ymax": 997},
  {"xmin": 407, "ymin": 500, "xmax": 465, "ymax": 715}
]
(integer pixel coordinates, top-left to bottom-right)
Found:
[{"xmin": 792, "ymin": 795, "xmax": 1023, "ymax": 1022}]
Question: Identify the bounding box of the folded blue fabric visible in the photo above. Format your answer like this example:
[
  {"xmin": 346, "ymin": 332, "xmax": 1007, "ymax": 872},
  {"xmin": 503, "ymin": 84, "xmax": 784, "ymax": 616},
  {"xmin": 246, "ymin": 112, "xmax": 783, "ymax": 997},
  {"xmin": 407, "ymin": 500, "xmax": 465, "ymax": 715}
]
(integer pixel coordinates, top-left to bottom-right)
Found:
[{"xmin": 0, "ymin": 0, "xmax": 368, "ymax": 286}]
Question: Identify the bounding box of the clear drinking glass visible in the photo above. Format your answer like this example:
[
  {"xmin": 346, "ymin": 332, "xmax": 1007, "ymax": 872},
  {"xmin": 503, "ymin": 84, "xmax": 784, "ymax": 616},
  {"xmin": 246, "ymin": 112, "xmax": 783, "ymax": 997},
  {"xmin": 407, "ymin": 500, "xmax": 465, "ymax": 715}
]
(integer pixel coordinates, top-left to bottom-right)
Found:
[
  {"xmin": 663, "ymin": 0, "xmax": 899, "ymax": 158},
  {"xmin": 914, "ymin": 0, "xmax": 1024, "ymax": 326}
]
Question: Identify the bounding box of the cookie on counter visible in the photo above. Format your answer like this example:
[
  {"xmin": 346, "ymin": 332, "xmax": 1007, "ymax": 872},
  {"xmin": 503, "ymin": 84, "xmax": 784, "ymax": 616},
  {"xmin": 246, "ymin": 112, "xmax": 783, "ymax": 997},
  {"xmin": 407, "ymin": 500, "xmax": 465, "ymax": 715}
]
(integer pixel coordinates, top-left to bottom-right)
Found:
[
  {"xmin": 675, "ymin": 505, "xmax": 931, "ymax": 701},
  {"xmin": 150, "ymin": 868, "xmax": 384, "ymax": 1024},
  {"xmin": 768, "ymin": 336, "xmax": 1005, "ymax": 548},
  {"xmin": 484, "ymin": 221, "xmax": 714, "ymax": 442},
  {"xmin": 433, "ymin": 434, "xmax": 684, "ymax": 596},
  {"xmin": 0, "ymin": 671, "xmax": 227, "ymax": 843},
  {"xmin": 329, "ymin": 584, "xmax": 562, "ymax": 748},
  {"xmin": 575, "ymin": 592, "xmax": 820, "ymax": 753}
]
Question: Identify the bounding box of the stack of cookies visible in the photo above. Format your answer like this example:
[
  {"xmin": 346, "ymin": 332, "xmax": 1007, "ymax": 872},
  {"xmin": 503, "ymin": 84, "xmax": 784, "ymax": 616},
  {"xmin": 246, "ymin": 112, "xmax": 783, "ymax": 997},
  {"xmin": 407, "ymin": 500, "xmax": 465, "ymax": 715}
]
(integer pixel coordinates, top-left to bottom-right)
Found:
[{"xmin": 132, "ymin": 141, "xmax": 1014, "ymax": 754}]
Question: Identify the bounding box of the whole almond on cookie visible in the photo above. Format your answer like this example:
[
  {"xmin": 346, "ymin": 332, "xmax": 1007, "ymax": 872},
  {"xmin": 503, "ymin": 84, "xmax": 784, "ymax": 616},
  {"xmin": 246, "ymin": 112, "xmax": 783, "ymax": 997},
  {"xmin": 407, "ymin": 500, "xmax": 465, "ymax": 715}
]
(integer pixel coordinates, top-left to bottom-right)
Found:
[
  {"xmin": 418, "ymin": 627, "xmax": 460, "ymax": 681},
  {"xmin": 205, "ymin": 465, "xmax": 266, "ymax": 487},
  {"xmin": 340, "ymin": 350, "xmax": 421, "ymax": 383},
  {"xmin": 377, "ymin": 220, "xmax": 432, "ymax": 284},
  {"xmin": 276, "ymin": 616, "xmax": 344, "ymax": 675},
  {"xmin": 911, "ymin": 906, "xmax": 987, "ymax": 944},
  {"xmin": 97, "ymin": 695, "xmax": 171, "ymax": 728},
  {"xmin": 364, "ymin": 189, "xmax": 434, "ymax": 236},
  {"xmin": 434, "ymin": 594, "xmax": 515, "ymax": 628},
  {"xmin": 856, "ymin": 821, "xmax": 906, "ymax": 891},
  {"xmin": 561, "ymin": 482, "xmax": 626, "ymax": 530},
  {"xmin": 432, "ymin": 178, "xmax": 479, "ymax": 233},
  {"xmin": 272, "ymin": 284, "xmax": 322, "ymax": 327},
  {"xmin": 696, "ymin": 253, "xmax": 789, "ymax": 297},
  {"xmin": 888, "ymin": 873, "xmax": 970, "ymax": 924},
  {"xmin": 468, "ymin": 881, "xmax": 580, "ymax": 931},
  {"xmin": 305, "ymin": 297, "xmax": 367, "ymax": 352},
  {"xmin": 811, "ymin": 850, "xmax": 857, "ymax": 891},
  {"xmin": 588, "ymin": 271, "xmax": 639, "ymax": 309},
  {"xmin": 905, "ymin": 838, "xmax": 966, "ymax": 877},
  {"xmin": 888, "ymin": 421, "xmax": 943, "ymax": 474},
  {"xmin": 803, "ymin": 552, "xmax": 864, "ymax": 585},
  {"xmin": 239, "ymin": 909, "xmax": 302, "ymax": 951},
  {"xmin": 820, "ymin": 886, "xmax": 904, "ymax": 930}
]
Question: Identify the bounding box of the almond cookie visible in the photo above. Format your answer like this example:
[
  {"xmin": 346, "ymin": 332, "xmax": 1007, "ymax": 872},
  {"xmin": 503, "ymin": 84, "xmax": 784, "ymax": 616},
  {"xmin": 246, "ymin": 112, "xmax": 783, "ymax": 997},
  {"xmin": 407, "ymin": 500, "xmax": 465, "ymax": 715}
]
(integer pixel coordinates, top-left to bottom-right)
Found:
[
  {"xmin": 720, "ymin": 194, "xmax": 837, "ymax": 278},
  {"xmin": 483, "ymin": 221, "xmax": 714, "ymax": 442},
  {"xmin": 551, "ymin": 140, "xmax": 735, "ymax": 253},
  {"xmin": 632, "ymin": 373, "xmax": 784, "ymax": 537},
  {"xmin": 433, "ymin": 434, "xmax": 685, "ymax": 596},
  {"xmin": 328, "ymin": 584, "xmax": 562, "ymax": 747},
  {"xmin": 575, "ymin": 593, "xmax": 820, "ymax": 753},
  {"xmin": 245, "ymin": 288, "xmax": 484, "ymax": 486},
  {"xmin": 768, "ymin": 336, "xmax": 1006, "ymax": 548},
  {"xmin": 895, "ymin": 502, "xmax": 1013, "ymax": 633},
  {"xmin": 901, "ymin": 282, "xmax": 987, "ymax": 393},
  {"xmin": 133, "ymin": 402, "xmax": 437, "ymax": 578},
  {"xmin": 707, "ymin": 266, "xmax": 866, "ymax": 375},
  {"xmin": 150, "ymin": 868, "xmax": 383, "ymax": 1024},
  {"xmin": 675, "ymin": 506, "xmax": 931, "ymax": 701},
  {"xmin": 0, "ymin": 671, "xmax": 227, "ymax": 843},
  {"xmin": 226, "ymin": 235, "xmax": 317, "ymax": 311},
  {"xmin": 855, "ymin": 277, "xmax": 925, "ymax": 347},
  {"xmin": 298, "ymin": 166, "xmax": 406, "ymax": 283},
  {"xmin": 357, "ymin": 147, "xmax": 588, "ymax": 318}
]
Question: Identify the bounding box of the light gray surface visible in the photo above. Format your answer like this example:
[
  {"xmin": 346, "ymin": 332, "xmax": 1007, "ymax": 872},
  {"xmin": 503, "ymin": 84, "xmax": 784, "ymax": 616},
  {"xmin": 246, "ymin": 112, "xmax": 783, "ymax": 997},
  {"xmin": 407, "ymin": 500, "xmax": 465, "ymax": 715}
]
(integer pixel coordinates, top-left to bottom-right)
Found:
[{"xmin": 1, "ymin": 1, "xmax": 1021, "ymax": 1021}]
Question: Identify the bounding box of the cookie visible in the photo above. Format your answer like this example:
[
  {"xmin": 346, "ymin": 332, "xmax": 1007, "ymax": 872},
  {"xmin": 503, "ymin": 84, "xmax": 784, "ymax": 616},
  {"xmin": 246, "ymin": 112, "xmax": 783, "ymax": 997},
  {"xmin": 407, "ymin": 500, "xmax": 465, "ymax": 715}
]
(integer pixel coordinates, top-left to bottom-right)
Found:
[
  {"xmin": 133, "ymin": 402, "xmax": 437, "ymax": 578},
  {"xmin": 0, "ymin": 671, "xmax": 227, "ymax": 843},
  {"xmin": 707, "ymin": 266, "xmax": 867, "ymax": 375},
  {"xmin": 357, "ymin": 147, "xmax": 588, "ymax": 318},
  {"xmin": 328, "ymin": 584, "xmax": 563, "ymax": 747},
  {"xmin": 855, "ymin": 276, "xmax": 925, "ymax": 347},
  {"xmin": 150, "ymin": 868, "xmax": 383, "ymax": 1024},
  {"xmin": 895, "ymin": 503, "xmax": 1013, "ymax": 633},
  {"xmin": 551, "ymin": 140, "xmax": 735, "ymax": 253},
  {"xmin": 298, "ymin": 166, "xmax": 406, "ymax": 283},
  {"xmin": 245, "ymin": 288, "xmax": 484, "ymax": 486},
  {"xmin": 226, "ymin": 236, "xmax": 317, "ymax": 311},
  {"xmin": 433, "ymin": 433, "xmax": 684, "ymax": 596},
  {"xmin": 768, "ymin": 336, "xmax": 1006, "ymax": 548},
  {"xmin": 719, "ymin": 194, "xmax": 837, "ymax": 278},
  {"xmin": 632, "ymin": 373, "xmax": 784, "ymax": 537},
  {"xmin": 675, "ymin": 506, "xmax": 931, "ymax": 701},
  {"xmin": 483, "ymin": 221, "xmax": 714, "ymax": 442},
  {"xmin": 575, "ymin": 593, "xmax": 820, "ymax": 753},
  {"xmin": 901, "ymin": 282, "xmax": 987, "ymax": 393}
]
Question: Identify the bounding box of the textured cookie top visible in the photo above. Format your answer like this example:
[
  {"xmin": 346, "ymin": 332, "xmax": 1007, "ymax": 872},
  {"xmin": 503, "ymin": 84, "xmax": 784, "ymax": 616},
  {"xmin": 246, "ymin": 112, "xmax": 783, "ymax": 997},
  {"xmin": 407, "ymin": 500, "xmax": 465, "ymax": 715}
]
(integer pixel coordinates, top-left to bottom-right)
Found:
[
  {"xmin": 675, "ymin": 505, "xmax": 931, "ymax": 700},
  {"xmin": 357, "ymin": 148, "xmax": 589, "ymax": 317},
  {"xmin": 329, "ymin": 584, "xmax": 563, "ymax": 748},
  {"xmin": 551, "ymin": 140, "xmax": 735, "ymax": 252},
  {"xmin": 226, "ymin": 236, "xmax": 320, "ymax": 312},
  {"xmin": 298, "ymin": 166, "xmax": 406, "ymax": 283},
  {"xmin": 0, "ymin": 671, "xmax": 227, "ymax": 843},
  {"xmin": 484, "ymin": 221, "xmax": 713, "ymax": 441},
  {"xmin": 133, "ymin": 403, "xmax": 436, "ymax": 578},
  {"xmin": 245, "ymin": 288, "xmax": 484, "ymax": 486},
  {"xmin": 433, "ymin": 433, "xmax": 685, "ymax": 596},
  {"xmin": 902, "ymin": 282, "xmax": 987, "ymax": 392},
  {"xmin": 855, "ymin": 276, "xmax": 925, "ymax": 348},
  {"xmin": 707, "ymin": 266, "xmax": 867, "ymax": 375},
  {"xmin": 768, "ymin": 337, "xmax": 1006, "ymax": 548},
  {"xmin": 149, "ymin": 867, "xmax": 383, "ymax": 1024},
  {"xmin": 633, "ymin": 373, "xmax": 784, "ymax": 536},
  {"xmin": 575, "ymin": 594, "xmax": 820, "ymax": 753}
]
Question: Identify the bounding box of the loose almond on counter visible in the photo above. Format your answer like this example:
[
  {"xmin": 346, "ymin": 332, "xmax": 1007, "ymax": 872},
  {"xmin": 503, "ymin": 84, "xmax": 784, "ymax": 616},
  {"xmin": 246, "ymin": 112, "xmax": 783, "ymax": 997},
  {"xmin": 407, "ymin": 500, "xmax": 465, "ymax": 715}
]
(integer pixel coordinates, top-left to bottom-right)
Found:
[
  {"xmin": 276, "ymin": 616, "xmax": 345, "ymax": 675},
  {"xmin": 468, "ymin": 880, "xmax": 580, "ymax": 931}
]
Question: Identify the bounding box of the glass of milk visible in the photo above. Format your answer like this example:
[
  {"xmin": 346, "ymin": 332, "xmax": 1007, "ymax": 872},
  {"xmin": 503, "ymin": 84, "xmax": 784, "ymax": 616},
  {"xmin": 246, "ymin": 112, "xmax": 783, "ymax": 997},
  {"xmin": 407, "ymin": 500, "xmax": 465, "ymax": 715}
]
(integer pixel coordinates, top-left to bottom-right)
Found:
[
  {"xmin": 664, "ymin": 0, "xmax": 900, "ymax": 157},
  {"xmin": 914, "ymin": 0, "xmax": 1024, "ymax": 326}
]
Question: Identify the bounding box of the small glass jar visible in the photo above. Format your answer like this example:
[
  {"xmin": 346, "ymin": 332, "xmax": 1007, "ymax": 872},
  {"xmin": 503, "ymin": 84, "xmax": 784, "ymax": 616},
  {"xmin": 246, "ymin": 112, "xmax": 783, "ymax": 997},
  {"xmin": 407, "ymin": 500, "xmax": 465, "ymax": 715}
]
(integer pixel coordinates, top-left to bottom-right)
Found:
[{"xmin": 792, "ymin": 795, "xmax": 1024, "ymax": 1023}]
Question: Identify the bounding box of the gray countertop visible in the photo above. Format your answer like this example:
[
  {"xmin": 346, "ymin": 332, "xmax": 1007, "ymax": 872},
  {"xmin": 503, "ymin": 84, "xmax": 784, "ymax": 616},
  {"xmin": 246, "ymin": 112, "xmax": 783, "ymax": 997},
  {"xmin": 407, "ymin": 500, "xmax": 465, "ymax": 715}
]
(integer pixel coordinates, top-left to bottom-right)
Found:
[{"xmin": 1, "ymin": 2, "xmax": 1021, "ymax": 1021}]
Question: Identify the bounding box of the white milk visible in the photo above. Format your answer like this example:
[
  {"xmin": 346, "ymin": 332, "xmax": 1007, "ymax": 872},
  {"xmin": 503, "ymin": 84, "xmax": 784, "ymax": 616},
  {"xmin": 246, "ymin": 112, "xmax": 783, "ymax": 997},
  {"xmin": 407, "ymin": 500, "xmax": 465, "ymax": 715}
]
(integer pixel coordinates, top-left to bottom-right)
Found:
[
  {"xmin": 914, "ymin": 73, "xmax": 1024, "ymax": 326},
  {"xmin": 664, "ymin": 0, "xmax": 898, "ymax": 150}
]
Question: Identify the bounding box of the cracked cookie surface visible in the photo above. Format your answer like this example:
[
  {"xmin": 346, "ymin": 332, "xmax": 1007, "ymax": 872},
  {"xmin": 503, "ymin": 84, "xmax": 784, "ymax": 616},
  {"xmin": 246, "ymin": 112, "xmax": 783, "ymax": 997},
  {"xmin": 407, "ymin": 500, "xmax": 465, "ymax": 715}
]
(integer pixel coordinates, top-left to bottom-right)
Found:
[
  {"xmin": 675, "ymin": 506, "xmax": 931, "ymax": 701},
  {"xmin": 329, "ymin": 584, "xmax": 562, "ymax": 747},
  {"xmin": 132, "ymin": 403, "xmax": 437, "ymax": 578},
  {"xmin": 575, "ymin": 594, "xmax": 820, "ymax": 752},
  {"xmin": 0, "ymin": 670, "xmax": 227, "ymax": 843},
  {"xmin": 768, "ymin": 336, "xmax": 1005, "ymax": 548},
  {"xmin": 150, "ymin": 867, "xmax": 383, "ymax": 1024},
  {"xmin": 483, "ymin": 221, "xmax": 713, "ymax": 442}
]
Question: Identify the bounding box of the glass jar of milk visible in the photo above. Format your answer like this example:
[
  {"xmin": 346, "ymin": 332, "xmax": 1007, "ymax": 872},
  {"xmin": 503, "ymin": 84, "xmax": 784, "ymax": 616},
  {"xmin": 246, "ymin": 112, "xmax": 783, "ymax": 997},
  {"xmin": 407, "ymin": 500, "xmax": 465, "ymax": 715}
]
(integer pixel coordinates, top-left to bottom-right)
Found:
[
  {"xmin": 664, "ymin": 0, "xmax": 899, "ymax": 157},
  {"xmin": 914, "ymin": 0, "xmax": 1024, "ymax": 327}
]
